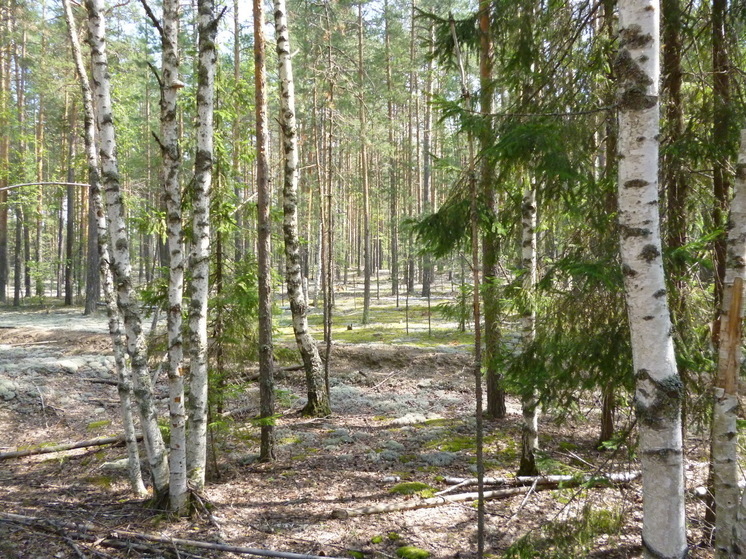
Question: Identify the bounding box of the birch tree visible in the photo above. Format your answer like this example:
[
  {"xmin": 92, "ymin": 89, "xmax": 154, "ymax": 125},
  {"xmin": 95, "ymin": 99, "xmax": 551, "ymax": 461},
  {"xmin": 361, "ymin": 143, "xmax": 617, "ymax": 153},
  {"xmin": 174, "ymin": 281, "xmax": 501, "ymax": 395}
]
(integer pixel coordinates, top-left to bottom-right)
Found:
[
  {"xmin": 187, "ymin": 0, "xmax": 219, "ymax": 490},
  {"xmin": 140, "ymin": 0, "xmax": 189, "ymax": 512},
  {"xmin": 84, "ymin": 0, "xmax": 170, "ymax": 495},
  {"xmin": 616, "ymin": 1, "xmax": 686, "ymax": 556},
  {"xmin": 712, "ymin": 129, "xmax": 746, "ymax": 558},
  {"xmin": 62, "ymin": 0, "xmax": 146, "ymax": 498},
  {"xmin": 274, "ymin": 0, "xmax": 331, "ymax": 417}
]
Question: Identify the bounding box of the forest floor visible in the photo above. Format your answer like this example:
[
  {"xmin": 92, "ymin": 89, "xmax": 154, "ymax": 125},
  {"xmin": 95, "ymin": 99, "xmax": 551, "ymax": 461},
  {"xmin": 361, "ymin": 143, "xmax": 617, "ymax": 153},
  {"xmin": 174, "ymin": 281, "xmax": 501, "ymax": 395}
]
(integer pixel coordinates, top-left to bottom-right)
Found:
[{"xmin": 0, "ymin": 298, "xmax": 717, "ymax": 559}]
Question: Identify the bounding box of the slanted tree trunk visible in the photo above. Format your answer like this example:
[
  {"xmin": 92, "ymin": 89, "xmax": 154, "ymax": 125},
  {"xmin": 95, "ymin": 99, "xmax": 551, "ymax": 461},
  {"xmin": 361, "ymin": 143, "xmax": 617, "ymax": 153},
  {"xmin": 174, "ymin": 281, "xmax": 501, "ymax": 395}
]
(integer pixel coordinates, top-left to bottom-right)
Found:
[
  {"xmin": 186, "ymin": 0, "xmax": 218, "ymax": 491},
  {"xmin": 616, "ymin": 1, "xmax": 687, "ymax": 556},
  {"xmin": 85, "ymin": 0, "xmax": 169, "ymax": 496},
  {"xmin": 62, "ymin": 0, "xmax": 146, "ymax": 498},
  {"xmin": 712, "ymin": 129, "xmax": 746, "ymax": 558},
  {"xmin": 274, "ymin": 0, "xmax": 330, "ymax": 417},
  {"xmin": 254, "ymin": 0, "xmax": 275, "ymax": 462}
]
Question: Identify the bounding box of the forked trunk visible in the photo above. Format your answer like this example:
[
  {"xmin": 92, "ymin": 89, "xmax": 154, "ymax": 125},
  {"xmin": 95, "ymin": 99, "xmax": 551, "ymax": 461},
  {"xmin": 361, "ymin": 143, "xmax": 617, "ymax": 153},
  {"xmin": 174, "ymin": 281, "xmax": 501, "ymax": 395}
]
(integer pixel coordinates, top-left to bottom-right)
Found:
[
  {"xmin": 84, "ymin": 0, "xmax": 169, "ymax": 495},
  {"xmin": 62, "ymin": 0, "xmax": 146, "ymax": 497}
]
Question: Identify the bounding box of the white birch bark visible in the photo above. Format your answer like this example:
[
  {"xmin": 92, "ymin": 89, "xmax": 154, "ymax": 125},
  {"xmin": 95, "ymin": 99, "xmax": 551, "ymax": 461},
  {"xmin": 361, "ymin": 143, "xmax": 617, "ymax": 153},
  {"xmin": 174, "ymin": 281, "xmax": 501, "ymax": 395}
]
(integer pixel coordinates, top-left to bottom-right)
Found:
[
  {"xmin": 715, "ymin": 129, "xmax": 746, "ymax": 557},
  {"xmin": 274, "ymin": 0, "xmax": 330, "ymax": 416},
  {"xmin": 616, "ymin": 1, "xmax": 686, "ymax": 556},
  {"xmin": 186, "ymin": 0, "xmax": 218, "ymax": 489},
  {"xmin": 149, "ymin": 0, "xmax": 188, "ymax": 512},
  {"xmin": 62, "ymin": 0, "xmax": 146, "ymax": 498},
  {"xmin": 518, "ymin": 185, "xmax": 539, "ymax": 476},
  {"xmin": 84, "ymin": 0, "xmax": 169, "ymax": 495}
]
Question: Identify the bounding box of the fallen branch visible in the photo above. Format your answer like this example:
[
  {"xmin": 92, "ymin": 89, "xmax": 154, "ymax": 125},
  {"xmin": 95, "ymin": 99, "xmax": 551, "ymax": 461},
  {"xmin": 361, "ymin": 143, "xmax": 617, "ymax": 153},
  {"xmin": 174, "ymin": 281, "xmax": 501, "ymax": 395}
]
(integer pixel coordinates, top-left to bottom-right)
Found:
[
  {"xmin": 442, "ymin": 471, "xmax": 640, "ymax": 488},
  {"xmin": 332, "ymin": 487, "xmax": 533, "ymax": 519},
  {"xmin": 82, "ymin": 378, "xmax": 119, "ymax": 386},
  {"xmin": 0, "ymin": 434, "xmax": 142, "ymax": 460},
  {"xmin": 0, "ymin": 512, "xmax": 350, "ymax": 559},
  {"xmin": 332, "ymin": 471, "xmax": 641, "ymax": 519}
]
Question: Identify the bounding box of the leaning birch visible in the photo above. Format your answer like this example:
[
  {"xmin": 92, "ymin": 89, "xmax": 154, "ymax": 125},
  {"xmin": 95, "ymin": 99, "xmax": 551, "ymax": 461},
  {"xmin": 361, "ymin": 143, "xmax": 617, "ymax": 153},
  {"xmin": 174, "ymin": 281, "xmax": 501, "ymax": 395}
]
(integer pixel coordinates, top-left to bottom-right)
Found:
[
  {"xmin": 616, "ymin": 1, "xmax": 687, "ymax": 556},
  {"xmin": 187, "ymin": 0, "xmax": 218, "ymax": 489},
  {"xmin": 85, "ymin": 0, "xmax": 169, "ymax": 495},
  {"xmin": 62, "ymin": 0, "xmax": 146, "ymax": 498},
  {"xmin": 713, "ymin": 129, "xmax": 746, "ymax": 557},
  {"xmin": 274, "ymin": 0, "xmax": 331, "ymax": 416}
]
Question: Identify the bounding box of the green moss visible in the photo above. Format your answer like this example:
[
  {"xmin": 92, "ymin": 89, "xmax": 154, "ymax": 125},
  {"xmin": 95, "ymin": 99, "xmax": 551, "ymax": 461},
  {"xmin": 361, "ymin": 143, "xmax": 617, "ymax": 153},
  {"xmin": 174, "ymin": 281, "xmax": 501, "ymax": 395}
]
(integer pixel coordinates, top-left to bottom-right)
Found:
[
  {"xmin": 346, "ymin": 551, "xmax": 364, "ymax": 559},
  {"xmin": 396, "ymin": 546, "xmax": 431, "ymax": 559},
  {"xmin": 370, "ymin": 535, "xmax": 384, "ymax": 544},
  {"xmin": 388, "ymin": 532, "xmax": 402, "ymax": 541},
  {"xmin": 86, "ymin": 420, "xmax": 112, "ymax": 431},
  {"xmin": 389, "ymin": 482, "xmax": 435, "ymax": 497}
]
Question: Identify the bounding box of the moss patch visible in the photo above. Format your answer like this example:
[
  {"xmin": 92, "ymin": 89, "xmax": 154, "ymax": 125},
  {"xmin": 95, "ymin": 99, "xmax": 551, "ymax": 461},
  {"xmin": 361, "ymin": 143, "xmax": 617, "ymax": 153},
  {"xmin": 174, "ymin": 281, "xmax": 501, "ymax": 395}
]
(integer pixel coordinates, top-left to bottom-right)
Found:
[{"xmin": 396, "ymin": 546, "xmax": 431, "ymax": 559}]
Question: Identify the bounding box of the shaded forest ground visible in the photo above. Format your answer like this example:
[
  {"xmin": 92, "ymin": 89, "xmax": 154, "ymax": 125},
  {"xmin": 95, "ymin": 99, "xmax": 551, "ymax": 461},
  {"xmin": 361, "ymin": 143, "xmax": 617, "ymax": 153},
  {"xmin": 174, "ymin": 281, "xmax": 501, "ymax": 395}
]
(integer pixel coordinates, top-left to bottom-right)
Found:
[{"xmin": 0, "ymin": 295, "xmax": 716, "ymax": 558}]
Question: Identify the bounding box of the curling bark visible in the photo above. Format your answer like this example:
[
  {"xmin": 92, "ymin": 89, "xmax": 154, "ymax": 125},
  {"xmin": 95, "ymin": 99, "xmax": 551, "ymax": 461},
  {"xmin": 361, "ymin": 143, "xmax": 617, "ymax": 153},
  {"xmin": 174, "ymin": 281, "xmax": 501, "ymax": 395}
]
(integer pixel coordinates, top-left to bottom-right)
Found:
[
  {"xmin": 616, "ymin": 1, "xmax": 687, "ymax": 556},
  {"xmin": 712, "ymin": 129, "xmax": 746, "ymax": 557}
]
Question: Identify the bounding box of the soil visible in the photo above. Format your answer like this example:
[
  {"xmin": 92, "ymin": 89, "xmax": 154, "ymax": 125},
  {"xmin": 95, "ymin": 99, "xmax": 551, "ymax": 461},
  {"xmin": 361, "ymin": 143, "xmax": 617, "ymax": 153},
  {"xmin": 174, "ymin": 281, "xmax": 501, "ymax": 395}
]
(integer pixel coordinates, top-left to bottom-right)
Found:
[{"xmin": 0, "ymin": 307, "xmax": 714, "ymax": 559}]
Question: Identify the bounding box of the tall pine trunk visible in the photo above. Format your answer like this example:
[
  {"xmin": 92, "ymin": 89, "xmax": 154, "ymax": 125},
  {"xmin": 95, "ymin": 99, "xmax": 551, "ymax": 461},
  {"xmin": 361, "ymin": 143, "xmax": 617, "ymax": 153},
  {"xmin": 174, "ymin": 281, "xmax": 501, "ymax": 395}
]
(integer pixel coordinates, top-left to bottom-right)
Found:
[
  {"xmin": 254, "ymin": 0, "xmax": 275, "ymax": 462},
  {"xmin": 616, "ymin": 1, "xmax": 686, "ymax": 556}
]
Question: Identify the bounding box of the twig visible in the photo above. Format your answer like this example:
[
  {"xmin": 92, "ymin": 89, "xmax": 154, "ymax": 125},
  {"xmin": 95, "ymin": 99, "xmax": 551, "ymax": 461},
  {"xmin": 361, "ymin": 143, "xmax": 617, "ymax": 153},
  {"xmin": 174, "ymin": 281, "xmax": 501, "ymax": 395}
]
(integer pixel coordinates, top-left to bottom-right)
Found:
[
  {"xmin": 31, "ymin": 382, "xmax": 48, "ymax": 428},
  {"xmin": 0, "ymin": 434, "xmax": 142, "ymax": 460}
]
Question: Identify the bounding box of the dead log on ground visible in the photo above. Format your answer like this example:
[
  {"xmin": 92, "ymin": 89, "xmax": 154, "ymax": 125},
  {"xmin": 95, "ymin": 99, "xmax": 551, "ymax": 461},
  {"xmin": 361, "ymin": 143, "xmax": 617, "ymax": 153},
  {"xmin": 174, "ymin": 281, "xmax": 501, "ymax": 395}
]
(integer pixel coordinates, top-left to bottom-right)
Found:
[
  {"xmin": 0, "ymin": 434, "xmax": 143, "ymax": 460},
  {"xmin": 332, "ymin": 471, "xmax": 641, "ymax": 519},
  {"xmin": 0, "ymin": 512, "xmax": 350, "ymax": 559}
]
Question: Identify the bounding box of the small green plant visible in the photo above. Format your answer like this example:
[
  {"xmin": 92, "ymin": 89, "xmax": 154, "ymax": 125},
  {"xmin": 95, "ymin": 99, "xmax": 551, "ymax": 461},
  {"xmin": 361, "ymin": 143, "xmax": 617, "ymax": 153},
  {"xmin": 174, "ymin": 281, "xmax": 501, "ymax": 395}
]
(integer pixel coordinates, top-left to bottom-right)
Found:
[
  {"xmin": 504, "ymin": 505, "xmax": 624, "ymax": 559},
  {"xmin": 396, "ymin": 546, "xmax": 431, "ymax": 559}
]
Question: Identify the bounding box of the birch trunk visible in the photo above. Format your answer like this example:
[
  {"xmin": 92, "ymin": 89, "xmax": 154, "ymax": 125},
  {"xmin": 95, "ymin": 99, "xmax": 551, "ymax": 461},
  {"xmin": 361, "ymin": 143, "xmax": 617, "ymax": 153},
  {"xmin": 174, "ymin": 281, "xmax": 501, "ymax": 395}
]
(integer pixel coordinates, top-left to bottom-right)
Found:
[
  {"xmin": 518, "ymin": 185, "xmax": 539, "ymax": 477},
  {"xmin": 85, "ymin": 0, "xmax": 169, "ymax": 495},
  {"xmin": 274, "ymin": 0, "xmax": 330, "ymax": 417},
  {"xmin": 616, "ymin": 1, "xmax": 686, "ymax": 556},
  {"xmin": 147, "ymin": 0, "xmax": 189, "ymax": 512},
  {"xmin": 254, "ymin": 0, "xmax": 275, "ymax": 462},
  {"xmin": 62, "ymin": 0, "xmax": 146, "ymax": 497},
  {"xmin": 187, "ymin": 0, "xmax": 218, "ymax": 490},
  {"xmin": 713, "ymin": 129, "xmax": 746, "ymax": 557}
]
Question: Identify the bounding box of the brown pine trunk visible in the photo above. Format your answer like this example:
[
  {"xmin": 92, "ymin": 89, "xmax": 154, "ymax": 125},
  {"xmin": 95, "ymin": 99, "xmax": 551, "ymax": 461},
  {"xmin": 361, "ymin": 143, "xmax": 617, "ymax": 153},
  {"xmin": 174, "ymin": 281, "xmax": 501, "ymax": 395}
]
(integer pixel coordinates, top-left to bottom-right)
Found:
[{"xmin": 255, "ymin": 0, "xmax": 275, "ymax": 462}]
